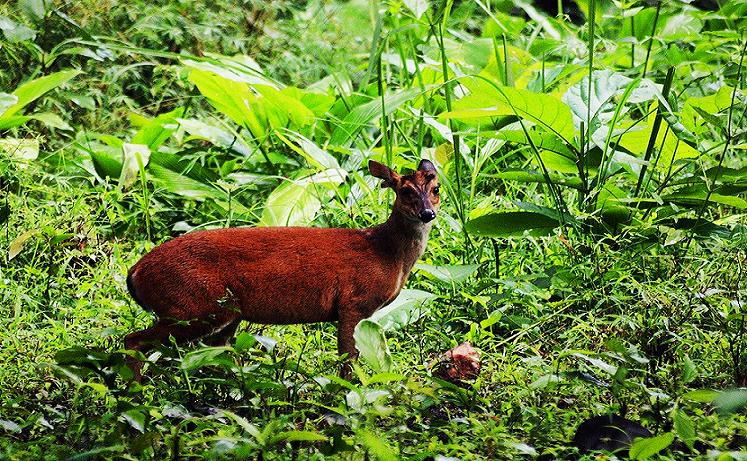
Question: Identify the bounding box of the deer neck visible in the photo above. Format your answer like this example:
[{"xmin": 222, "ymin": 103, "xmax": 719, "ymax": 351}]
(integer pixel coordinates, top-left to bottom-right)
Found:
[{"xmin": 372, "ymin": 208, "xmax": 432, "ymax": 272}]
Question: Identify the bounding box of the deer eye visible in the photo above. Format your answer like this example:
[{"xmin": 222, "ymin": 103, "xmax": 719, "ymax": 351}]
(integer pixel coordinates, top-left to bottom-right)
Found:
[{"xmin": 433, "ymin": 186, "xmax": 440, "ymax": 196}]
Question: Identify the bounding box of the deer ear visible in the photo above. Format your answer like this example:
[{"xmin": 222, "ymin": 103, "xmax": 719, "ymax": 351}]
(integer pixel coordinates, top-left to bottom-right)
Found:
[
  {"xmin": 417, "ymin": 159, "xmax": 436, "ymax": 172},
  {"xmin": 369, "ymin": 160, "xmax": 399, "ymax": 189}
]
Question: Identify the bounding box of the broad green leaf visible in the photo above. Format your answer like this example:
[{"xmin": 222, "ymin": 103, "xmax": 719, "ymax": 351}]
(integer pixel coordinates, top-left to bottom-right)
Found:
[
  {"xmin": 254, "ymin": 86, "xmax": 314, "ymax": 129},
  {"xmin": 177, "ymin": 117, "xmax": 252, "ymax": 156},
  {"xmin": 20, "ymin": 0, "xmax": 49, "ymax": 22},
  {"xmin": 573, "ymin": 352, "xmax": 618, "ymax": 375},
  {"xmin": 181, "ymin": 346, "xmax": 230, "ymax": 371},
  {"xmin": 330, "ymin": 87, "xmax": 423, "ymax": 145},
  {"xmin": 119, "ymin": 410, "xmax": 146, "ymax": 433},
  {"xmin": 0, "ymin": 419, "xmax": 21, "ymax": 433},
  {"xmin": 9, "ymin": 229, "xmax": 36, "ymax": 260},
  {"xmin": 188, "ymin": 69, "xmax": 265, "ymax": 137},
  {"xmin": 659, "ymin": 13, "xmax": 703, "ymax": 40},
  {"xmin": 259, "ymin": 169, "xmax": 346, "ymax": 226},
  {"xmin": 663, "ymin": 191, "xmax": 747, "ymax": 209},
  {"xmin": 673, "ymin": 409, "xmax": 695, "ymax": 450},
  {"xmin": 0, "ymin": 138, "xmax": 39, "ymax": 165},
  {"xmin": 131, "ymin": 107, "xmax": 186, "ymax": 150},
  {"xmin": 0, "ymin": 15, "xmax": 36, "ymax": 42},
  {"xmin": 369, "ymin": 289, "xmax": 437, "ymax": 331},
  {"xmin": 714, "ymin": 389, "xmax": 747, "ymax": 415},
  {"xmin": 275, "ymin": 130, "xmax": 340, "ymax": 170},
  {"xmin": 182, "ymin": 54, "xmax": 276, "ymax": 87},
  {"xmin": 353, "ymin": 319, "xmax": 392, "ymax": 373},
  {"xmin": 233, "ymin": 332, "xmax": 257, "ymax": 353},
  {"xmin": 119, "ymin": 143, "xmax": 150, "ymax": 189},
  {"xmin": 493, "ymin": 169, "xmax": 583, "ymax": 189},
  {"xmin": 617, "ymin": 115, "xmax": 700, "ymax": 172},
  {"xmin": 466, "ymin": 211, "xmax": 560, "ymax": 237},
  {"xmin": 443, "ymin": 81, "xmax": 574, "ymax": 142},
  {"xmin": 0, "ymin": 69, "xmax": 81, "ymax": 119},
  {"xmin": 27, "ymin": 112, "xmax": 72, "ymax": 130},
  {"xmin": 415, "ymin": 263, "xmax": 478, "ymax": 284},
  {"xmin": 682, "ymin": 389, "xmax": 719, "ymax": 402},
  {"xmin": 629, "ymin": 432, "xmax": 674, "ymax": 460},
  {"xmin": 404, "ymin": 0, "xmax": 428, "ymax": 19},
  {"xmin": 0, "ymin": 93, "xmax": 18, "ymax": 116},
  {"xmin": 562, "ymin": 70, "xmax": 662, "ymax": 144},
  {"xmin": 87, "ymin": 147, "xmax": 123, "ymax": 180},
  {"xmin": 149, "ymin": 163, "xmax": 223, "ymax": 201}
]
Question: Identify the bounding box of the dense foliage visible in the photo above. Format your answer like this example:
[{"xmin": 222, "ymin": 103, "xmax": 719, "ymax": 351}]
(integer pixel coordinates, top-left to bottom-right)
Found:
[{"xmin": 1, "ymin": 0, "xmax": 746, "ymax": 459}]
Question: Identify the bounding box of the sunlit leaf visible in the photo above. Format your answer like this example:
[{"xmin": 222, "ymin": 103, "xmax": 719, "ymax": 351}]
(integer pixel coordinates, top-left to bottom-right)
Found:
[
  {"xmin": 466, "ymin": 211, "xmax": 560, "ymax": 237},
  {"xmin": 119, "ymin": 143, "xmax": 150, "ymax": 189},
  {"xmin": 330, "ymin": 87, "xmax": 423, "ymax": 145},
  {"xmin": 354, "ymin": 319, "xmax": 392, "ymax": 373},
  {"xmin": 0, "ymin": 69, "xmax": 81, "ymax": 120},
  {"xmin": 369, "ymin": 289, "xmax": 436, "ymax": 331},
  {"xmin": 629, "ymin": 432, "xmax": 674, "ymax": 460},
  {"xmin": 259, "ymin": 168, "xmax": 346, "ymax": 226},
  {"xmin": 415, "ymin": 263, "xmax": 478, "ymax": 284}
]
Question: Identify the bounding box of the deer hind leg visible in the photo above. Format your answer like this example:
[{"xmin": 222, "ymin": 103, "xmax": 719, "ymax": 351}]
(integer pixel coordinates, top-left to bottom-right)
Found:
[
  {"xmin": 202, "ymin": 317, "xmax": 241, "ymax": 346},
  {"xmin": 124, "ymin": 312, "xmax": 240, "ymax": 381}
]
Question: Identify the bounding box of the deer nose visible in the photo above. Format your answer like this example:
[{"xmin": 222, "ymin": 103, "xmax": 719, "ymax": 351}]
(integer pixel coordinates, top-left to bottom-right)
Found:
[{"xmin": 418, "ymin": 209, "xmax": 436, "ymax": 223}]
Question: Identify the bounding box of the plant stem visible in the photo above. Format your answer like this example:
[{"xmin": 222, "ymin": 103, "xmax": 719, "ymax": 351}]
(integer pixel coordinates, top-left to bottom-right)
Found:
[
  {"xmin": 634, "ymin": 66, "xmax": 675, "ymax": 198},
  {"xmin": 641, "ymin": 1, "xmax": 662, "ymax": 78}
]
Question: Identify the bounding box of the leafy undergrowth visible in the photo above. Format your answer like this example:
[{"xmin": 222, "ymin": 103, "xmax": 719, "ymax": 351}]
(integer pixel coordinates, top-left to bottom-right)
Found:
[{"xmin": 1, "ymin": 0, "xmax": 747, "ymax": 459}]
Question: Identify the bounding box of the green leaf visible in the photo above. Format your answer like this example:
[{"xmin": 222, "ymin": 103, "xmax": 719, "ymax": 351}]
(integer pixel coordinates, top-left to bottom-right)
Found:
[
  {"xmin": 27, "ymin": 112, "xmax": 72, "ymax": 130},
  {"xmin": 188, "ymin": 69, "xmax": 265, "ymax": 137},
  {"xmin": 466, "ymin": 211, "xmax": 560, "ymax": 237},
  {"xmin": 259, "ymin": 169, "xmax": 346, "ymax": 226},
  {"xmin": 573, "ymin": 352, "xmax": 618, "ymax": 375},
  {"xmin": 268, "ymin": 430, "xmax": 327, "ymax": 445},
  {"xmin": 0, "ymin": 15, "xmax": 36, "ymax": 42},
  {"xmin": 275, "ymin": 130, "xmax": 340, "ymax": 170},
  {"xmin": 149, "ymin": 163, "xmax": 223, "ymax": 201},
  {"xmin": 714, "ymin": 389, "xmax": 747, "ymax": 415},
  {"xmin": 233, "ymin": 332, "xmax": 257, "ymax": 353},
  {"xmin": 131, "ymin": 107, "xmax": 186, "ymax": 150},
  {"xmin": 0, "ymin": 419, "xmax": 21, "ymax": 433},
  {"xmin": 443, "ymin": 81, "xmax": 574, "ymax": 142},
  {"xmin": 330, "ymin": 87, "xmax": 423, "ymax": 145},
  {"xmin": 0, "ymin": 138, "xmax": 39, "ymax": 164},
  {"xmin": 629, "ymin": 432, "xmax": 674, "ymax": 460},
  {"xmin": 673, "ymin": 409, "xmax": 695, "ymax": 450},
  {"xmin": 181, "ymin": 346, "xmax": 230, "ymax": 371},
  {"xmin": 415, "ymin": 263, "xmax": 478, "ymax": 284},
  {"xmin": 0, "ymin": 93, "xmax": 18, "ymax": 116},
  {"xmin": 0, "ymin": 69, "xmax": 81, "ymax": 120},
  {"xmin": 663, "ymin": 191, "xmax": 747, "ymax": 209},
  {"xmin": 119, "ymin": 410, "xmax": 146, "ymax": 433},
  {"xmin": 404, "ymin": 0, "xmax": 428, "ymax": 19},
  {"xmin": 119, "ymin": 143, "xmax": 150, "ymax": 190},
  {"xmin": 357, "ymin": 430, "xmax": 398, "ymax": 461},
  {"xmin": 492, "ymin": 169, "xmax": 583, "ymax": 189},
  {"xmin": 177, "ymin": 118, "xmax": 252, "ymax": 157},
  {"xmin": 20, "ymin": 0, "xmax": 49, "ymax": 22},
  {"xmin": 369, "ymin": 289, "xmax": 437, "ymax": 331},
  {"xmin": 682, "ymin": 355, "xmax": 697, "ymax": 384},
  {"xmin": 353, "ymin": 319, "xmax": 392, "ymax": 373},
  {"xmin": 8, "ymin": 230, "xmax": 36, "ymax": 261},
  {"xmin": 682, "ymin": 389, "xmax": 719, "ymax": 402}
]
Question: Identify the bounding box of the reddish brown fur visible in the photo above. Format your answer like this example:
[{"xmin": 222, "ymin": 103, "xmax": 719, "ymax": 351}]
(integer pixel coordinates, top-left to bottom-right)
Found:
[{"xmin": 125, "ymin": 160, "xmax": 440, "ymax": 380}]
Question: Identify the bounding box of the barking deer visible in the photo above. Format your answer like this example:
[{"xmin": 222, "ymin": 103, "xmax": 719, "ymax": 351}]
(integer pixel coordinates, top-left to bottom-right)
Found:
[{"xmin": 125, "ymin": 159, "xmax": 440, "ymax": 379}]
